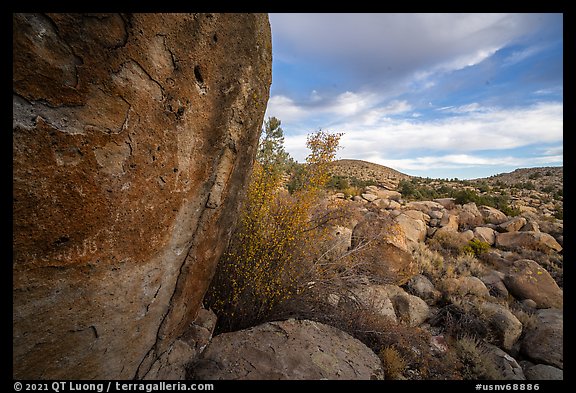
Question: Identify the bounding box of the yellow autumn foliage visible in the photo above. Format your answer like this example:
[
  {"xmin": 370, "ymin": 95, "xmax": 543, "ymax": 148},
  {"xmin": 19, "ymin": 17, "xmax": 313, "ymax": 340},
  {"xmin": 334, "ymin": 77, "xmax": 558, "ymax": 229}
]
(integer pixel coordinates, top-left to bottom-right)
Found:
[{"xmin": 206, "ymin": 130, "xmax": 342, "ymax": 332}]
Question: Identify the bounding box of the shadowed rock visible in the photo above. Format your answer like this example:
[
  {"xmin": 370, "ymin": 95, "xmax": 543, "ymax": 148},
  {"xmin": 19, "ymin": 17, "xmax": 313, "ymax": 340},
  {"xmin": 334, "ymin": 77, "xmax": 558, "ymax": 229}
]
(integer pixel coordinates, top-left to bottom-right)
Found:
[{"xmin": 13, "ymin": 13, "xmax": 272, "ymax": 379}]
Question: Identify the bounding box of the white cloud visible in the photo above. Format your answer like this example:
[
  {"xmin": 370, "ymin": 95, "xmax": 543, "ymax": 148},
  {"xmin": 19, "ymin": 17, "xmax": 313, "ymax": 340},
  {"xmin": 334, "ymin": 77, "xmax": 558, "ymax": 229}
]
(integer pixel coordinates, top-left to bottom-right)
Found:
[
  {"xmin": 281, "ymin": 101, "xmax": 563, "ymax": 172},
  {"xmin": 270, "ymin": 13, "xmax": 553, "ymax": 91}
]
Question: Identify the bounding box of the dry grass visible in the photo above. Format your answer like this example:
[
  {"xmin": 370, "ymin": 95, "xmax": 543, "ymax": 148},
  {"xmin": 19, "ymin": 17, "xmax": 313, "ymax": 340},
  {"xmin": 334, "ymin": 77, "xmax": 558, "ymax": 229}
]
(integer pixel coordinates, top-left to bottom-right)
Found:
[
  {"xmin": 379, "ymin": 347, "xmax": 407, "ymax": 379},
  {"xmin": 453, "ymin": 336, "xmax": 501, "ymax": 380}
]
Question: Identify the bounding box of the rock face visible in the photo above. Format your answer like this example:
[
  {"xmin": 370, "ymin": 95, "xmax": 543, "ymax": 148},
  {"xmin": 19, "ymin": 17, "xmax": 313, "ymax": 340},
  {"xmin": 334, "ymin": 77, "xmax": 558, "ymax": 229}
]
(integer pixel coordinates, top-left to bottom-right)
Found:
[
  {"xmin": 190, "ymin": 319, "xmax": 385, "ymax": 380},
  {"xmin": 13, "ymin": 13, "xmax": 272, "ymax": 379}
]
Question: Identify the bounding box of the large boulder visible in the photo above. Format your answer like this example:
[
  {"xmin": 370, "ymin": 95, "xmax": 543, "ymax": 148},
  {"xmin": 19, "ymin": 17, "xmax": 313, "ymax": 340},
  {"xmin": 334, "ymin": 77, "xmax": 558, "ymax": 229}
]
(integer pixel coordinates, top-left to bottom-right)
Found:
[
  {"xmin": 484, "ymin": 344, "xmax": 525, "ymax": 380},
  {"xmin": 478, "ymin": 302, "xmax": 522, "ymax": 351},
  {"xmin": 495, "ymin": 231, "xmax": 562, "ymax": 253},
  {"xmin": 352, "ymin": 216, "xmax": 417, "ymax": 285},
  {"xmin": 13, "ymin": 13, "xmax": 272, "ymax": 379},
  {"xmin": 394, "ymin": 212, "xmax": 427, "ymax": 245},
  {"xmin": 440, "ymin": 276, "xmax": 490, "ymax": 300},
  {"xmin": 479, "ymin": 206, "xmax": 508, "ymax": 225},
  {"xmin": 524, "ymin": 364, "xmax": 563, "ymax": 380},
  {"xmin": 405, "ymin": 274, "xmax": 441, "ymax": 305},
  {"xmin": 473, "ymin": 226, "xmax": 496, "ymax": 245},
  {"xmin": 457, "ymin": 202, "xmax": 484, "ymax": 229},
  {"xmin": 503, "ymin": 259, "xmax": 563, "ymax": 308},
  {"xmin": 383, "ymin": 285, "xmax": 430, "ymax": 327},
  {"xmin": 520, "ymin": 309, "xmax": 563, "ymax": 369},
  {"xmin": 190, "ymin": 319, "xmax": 385, "ymax": 380},
  {"xmin": 497, "ymin": 217, "xmax": 527, "ymax": 233}
]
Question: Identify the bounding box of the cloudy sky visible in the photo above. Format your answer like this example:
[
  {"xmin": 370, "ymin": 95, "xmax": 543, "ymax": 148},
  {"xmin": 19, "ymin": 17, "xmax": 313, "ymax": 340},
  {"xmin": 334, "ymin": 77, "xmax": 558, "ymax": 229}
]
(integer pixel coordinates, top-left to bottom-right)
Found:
[{"xmin": 264, "ymin": 13, "xmax": 563, "ymax": 179}]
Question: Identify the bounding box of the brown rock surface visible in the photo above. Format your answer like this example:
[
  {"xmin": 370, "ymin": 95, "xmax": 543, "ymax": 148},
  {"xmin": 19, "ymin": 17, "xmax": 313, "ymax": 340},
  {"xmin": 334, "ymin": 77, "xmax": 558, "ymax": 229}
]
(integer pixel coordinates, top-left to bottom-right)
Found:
[
  {"xmin": 352, "ymin": 216, "xmax": 417, "ymax": 284},
  {"xmin": 495, "ymin": 231, "xmax": 562, "ymax": 253},
  {"xmin": 13, "ymin": 13, "xmax": 272, "ymax": 379},
  {"xmin": 190, "ymin": 319, "xmax": 385, "ymax": 380},
  {"xmin": 503, "ymin": 259, "xmax": 563, "ymax": 308}
]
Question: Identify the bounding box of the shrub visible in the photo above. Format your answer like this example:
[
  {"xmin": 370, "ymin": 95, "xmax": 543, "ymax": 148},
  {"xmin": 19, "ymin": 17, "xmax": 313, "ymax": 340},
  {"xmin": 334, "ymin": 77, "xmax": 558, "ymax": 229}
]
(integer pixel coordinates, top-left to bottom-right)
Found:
[
  {"xmin": 205, "ymin": 127, "xmax": 343, "ymax": 332},
  {"xmin": 379, "ymin": 347, "xmax": 407, "ymax": 379},
  {"xmin": 453, "ymin": 336, "xmax": 501, "ymax": 380},
  {"xmin": 462, "ymin": 239, "xmax": 490, "ymax": 258}
]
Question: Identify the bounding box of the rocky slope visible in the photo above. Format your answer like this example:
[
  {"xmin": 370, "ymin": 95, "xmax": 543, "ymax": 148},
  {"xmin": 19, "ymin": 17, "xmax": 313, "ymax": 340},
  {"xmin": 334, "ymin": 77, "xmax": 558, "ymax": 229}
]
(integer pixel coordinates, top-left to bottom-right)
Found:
[
  {"xmin": 189, "ymin": 165, "xmax": 563, "ymax": 380},
  {"xmin": 329, "ymin": 159, "xmax": 410, "ymax": 189},
  {"xmin": 13, "ymin": 13, "xmax": 272, "ymax": 379}
]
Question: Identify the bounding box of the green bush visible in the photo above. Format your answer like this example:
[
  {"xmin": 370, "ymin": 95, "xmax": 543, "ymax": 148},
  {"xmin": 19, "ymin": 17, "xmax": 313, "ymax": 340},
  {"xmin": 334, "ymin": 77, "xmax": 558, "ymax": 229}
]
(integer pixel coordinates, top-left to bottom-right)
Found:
[{"xmin": 462, "ymin": 239, "xmax": 490, "ymax": 257}]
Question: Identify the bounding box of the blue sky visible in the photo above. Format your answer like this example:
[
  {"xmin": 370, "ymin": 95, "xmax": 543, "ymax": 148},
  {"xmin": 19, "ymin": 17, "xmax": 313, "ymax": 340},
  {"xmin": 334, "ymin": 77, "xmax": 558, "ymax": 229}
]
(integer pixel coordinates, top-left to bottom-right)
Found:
[{"xmin": 264, "ymin": 13, "xmax": 563, "ymax": 179}]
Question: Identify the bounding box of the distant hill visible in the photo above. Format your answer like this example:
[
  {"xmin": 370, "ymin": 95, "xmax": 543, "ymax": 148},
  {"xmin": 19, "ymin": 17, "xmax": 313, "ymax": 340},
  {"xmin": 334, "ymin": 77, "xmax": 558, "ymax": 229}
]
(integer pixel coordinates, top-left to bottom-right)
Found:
[
  {"xmin": 481, "ymin": 167, "xmax": 563, "ymax": 189},
  {"xmin": 328, "ymin": 159, "xmax": 410, "ymax": 189}
]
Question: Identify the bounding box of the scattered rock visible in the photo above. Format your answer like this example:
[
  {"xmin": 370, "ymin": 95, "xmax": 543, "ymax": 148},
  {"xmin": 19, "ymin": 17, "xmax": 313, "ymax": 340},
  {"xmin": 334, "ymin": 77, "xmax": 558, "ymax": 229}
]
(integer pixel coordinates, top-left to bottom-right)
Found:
[
  {"xmin": 461, "ymin": 229, "xmax": 474, "ymax": 242},
  {"xmin": 324, "ymin": 226, "xmax": 353, "ymax": 260},
  {"xmin": 352, "ymin": 216, "xmax": 417, "ymax": 285},
  {"xmin": 353, "ymin": 195, "xmax": 368, "ymax": 204},
  {"xmin": 361, "ymin": 193, "xmax": 379, "ymax": 202},
  {"xmin": 405, "ymin": 200, "xmax": 445, "ymax": 214},
  {"xmin": 352, "ymin": 285, "xmax": 398, "ymax": 323},
  {"xmin": 520, "ymin": 220, "xmax": 540, "ymax": 232},
  {"xmin": 480, "ymin": 271, "xmax": 508, "ymax": 298},
  {"xmin": 382, "ymin": 285, "xmax": 430, "ymax": 327},
  {"xmin": 503, "ymin": 259, "xmax": 563, "ymax": 308},
  {"xmin": 433, "ymin": 198, "xmax": 456, "ymax": 210},
  {"xmin": 520, "ymin": 308, "xmax": 563, "ymax": 369},
  {"xmin": 190, "ymin": 319, "xmax": 385, "ymax": 380},
  {"xmin": 439, "ymin": 213, "xmax": 459, "ymax": 231}
]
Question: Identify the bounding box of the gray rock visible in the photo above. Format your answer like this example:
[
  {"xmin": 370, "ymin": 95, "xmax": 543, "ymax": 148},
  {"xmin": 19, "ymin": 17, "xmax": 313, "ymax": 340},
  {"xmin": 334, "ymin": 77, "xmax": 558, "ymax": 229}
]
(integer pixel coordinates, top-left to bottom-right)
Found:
[
  {"xmin": 441, "ymin": 276, "xmax": 490, "ymax": 299},
  {"xmin": 484, "ymin": 343, "xmax": 525, "ymax": 380},
  {"xmin": 478, "ymin": 302, "xmax": 522, "ymax": 351},
  {"xmin": 520, "ymin": 308, "xmax": 563, "ymax": 369},
  {"xmin": 191, "ymin": 319, "xmax": 385, "ymax": 380},
  {"xmin": 524, "ymin": 364, "xmax": 563, "ymax": 380},
  {"xmin": 406, "ymin": 274, "xmax": 442, "ymax": 305}
]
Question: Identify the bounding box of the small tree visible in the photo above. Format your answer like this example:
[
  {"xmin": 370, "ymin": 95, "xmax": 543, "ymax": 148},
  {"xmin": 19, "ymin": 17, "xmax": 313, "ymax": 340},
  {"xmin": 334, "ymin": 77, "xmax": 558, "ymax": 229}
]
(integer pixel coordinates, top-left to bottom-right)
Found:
[
  {"xmin": 205, "ymin": 125, "xmax": 344, "ymax": 332},
  {"xmin": 257, "ymin": 117, "xmax": 290, "ymax": 180}
]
